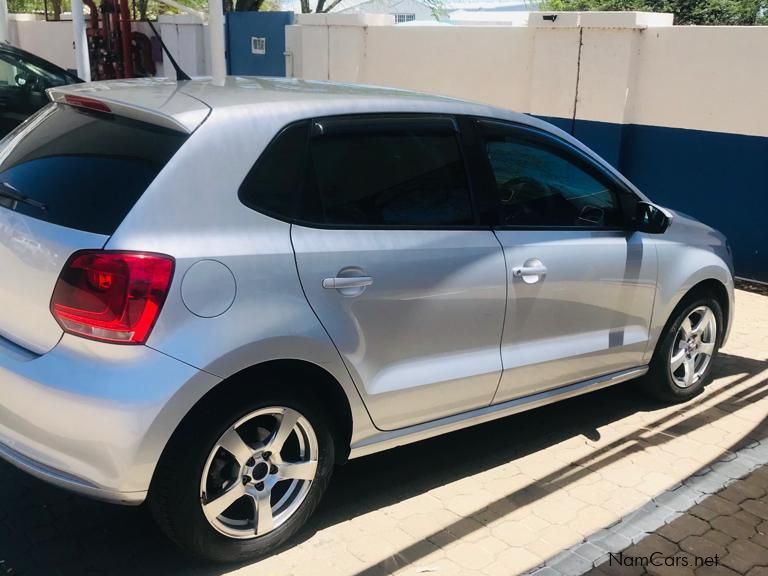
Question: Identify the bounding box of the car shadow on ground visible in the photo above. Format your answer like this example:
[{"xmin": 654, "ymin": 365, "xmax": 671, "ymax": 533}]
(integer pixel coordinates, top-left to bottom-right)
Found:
[{"xmin": 0, "ymin": 352, "xmax": 765, "ymax": 576}]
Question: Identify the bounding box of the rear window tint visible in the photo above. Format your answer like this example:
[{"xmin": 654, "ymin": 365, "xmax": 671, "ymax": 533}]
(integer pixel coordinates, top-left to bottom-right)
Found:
[{"xmin": 0, "ymin": 103, "xmax": 187, "ymax": 235}]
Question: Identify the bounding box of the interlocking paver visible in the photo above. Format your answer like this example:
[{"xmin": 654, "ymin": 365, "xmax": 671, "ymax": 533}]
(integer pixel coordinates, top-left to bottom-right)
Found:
[
  {"xmin": 721, "ymin": 540, "xmax": 768, "ymax": 573},
  {"xmin": 741, "ymin": 500, "xmax": 768, "ymax": 521},
  {"xmin": 711, "ymin": 516, "xmax": 758, "ymax": 540},
  {"xmin": 702, "ymin": 529, "xmax": 735, "ymax": 547},
  {"xmin": 660, "ymin": 515, "xmax": 712, "ymax": 542},
  {"xmin": 1, "ymin": 288, "xmax": 767, "ymax": 576},
  {"xmin": 702, "ymin": 496, "xmax": 744, "ymax": 517}
]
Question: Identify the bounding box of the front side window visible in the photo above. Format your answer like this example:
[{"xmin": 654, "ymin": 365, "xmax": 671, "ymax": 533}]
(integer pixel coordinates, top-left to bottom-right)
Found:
[
  {"xmin": 307, "ymin": 116, "xmax": 474, "ymax": 227},
  {"xmin": 480, "ymin": 122, "xmax": 622, "ymax": 228}
]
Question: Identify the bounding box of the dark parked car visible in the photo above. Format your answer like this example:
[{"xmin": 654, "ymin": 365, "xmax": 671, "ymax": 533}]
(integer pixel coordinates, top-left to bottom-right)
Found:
[{"xmin": 0, "ymin": 43, "xmax": 81, "ymax": 137}]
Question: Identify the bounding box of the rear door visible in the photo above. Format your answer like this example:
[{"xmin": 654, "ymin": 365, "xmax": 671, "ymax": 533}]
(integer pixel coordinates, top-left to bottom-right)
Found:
[
  {"xmin": 474, "ymin": 120, "xmax": 657, "ymax": 403},
  {"xmin": 286, "ymin": 115, "xmax": 507, "ymax": 430},
  {"xmin": 0, "ymin": 102, "xmax": 189, "ymax": 353}
]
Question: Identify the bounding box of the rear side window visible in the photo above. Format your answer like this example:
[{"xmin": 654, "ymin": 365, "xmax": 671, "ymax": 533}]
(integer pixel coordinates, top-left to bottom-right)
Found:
[
  {"xmin": 0, "ymin": 103, "xmax": 187, "ymax": 235},
  {"xmin": 308, "ymin": 117, "xmax": 473, "ymax": 227},
  {"xmin": 238, "ymin": 116, "xmax": 475, "ymax": 227},
  {"xmin": 238, "ymin": 121, "xmax": 309, "ymax": 221}
]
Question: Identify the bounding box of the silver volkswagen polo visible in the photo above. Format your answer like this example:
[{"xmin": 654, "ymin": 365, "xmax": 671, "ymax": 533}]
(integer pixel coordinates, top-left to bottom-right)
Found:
[{"xmin": 0, "ymin": 77, "xmax": 734, "ymax": 562}]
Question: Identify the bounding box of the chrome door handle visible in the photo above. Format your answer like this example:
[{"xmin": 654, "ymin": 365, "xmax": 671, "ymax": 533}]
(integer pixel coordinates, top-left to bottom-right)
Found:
[
  {"xmin": 322, "ymin": 276, "xmax": 373, "ymax": 290},
  {"xmin": 512, "ymin": 259, "xmax": 547, "ymax": 284},
  {"xmin": 512, "ymin": 265, "xmax": 547, "ymax": 277}
]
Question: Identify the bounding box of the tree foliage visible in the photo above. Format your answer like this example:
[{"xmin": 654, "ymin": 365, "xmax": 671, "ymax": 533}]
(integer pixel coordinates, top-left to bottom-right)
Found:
[{"xmin": 543, "ymin": 0, "xmax": 768, "ymax": 24}]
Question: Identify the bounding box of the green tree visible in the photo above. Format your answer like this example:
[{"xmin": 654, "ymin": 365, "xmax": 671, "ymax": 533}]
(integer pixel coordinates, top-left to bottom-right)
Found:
[{"xmin": 542, "ymin": 0, "xmax": 767, "ymax": 24}]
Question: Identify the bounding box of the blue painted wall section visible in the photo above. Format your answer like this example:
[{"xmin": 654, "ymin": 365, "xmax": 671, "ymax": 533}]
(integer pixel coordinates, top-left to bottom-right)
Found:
[
  {"xmin": 537, "ymin": 115, "xmax": 767, "ymax": 282},
  {"xmin": 226, "ymin": 11, "xmax": 294, "ymax": 77}
]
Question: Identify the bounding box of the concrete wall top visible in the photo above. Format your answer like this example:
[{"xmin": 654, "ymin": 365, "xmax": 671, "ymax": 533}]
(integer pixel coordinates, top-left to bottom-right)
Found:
[
  {"xmin": 297, "ymin": 10, "xmax": 672, "ymax": 28},
  {"xmin": 295, "ymin": 13, "xmax": 395, "ymax": 26},
  {"xmin": 9, "ymin": 13, "xmax": 46, "ymax": 21},
  {"xmin": 158, "ymin": 14, "xmax": 205, "ymax": 24}
]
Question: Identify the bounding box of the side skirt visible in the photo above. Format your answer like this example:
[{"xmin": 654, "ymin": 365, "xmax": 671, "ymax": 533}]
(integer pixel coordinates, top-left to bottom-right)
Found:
[{"xmin": 348, "ymin": 366, "xmax": 648, "ymax": 459}]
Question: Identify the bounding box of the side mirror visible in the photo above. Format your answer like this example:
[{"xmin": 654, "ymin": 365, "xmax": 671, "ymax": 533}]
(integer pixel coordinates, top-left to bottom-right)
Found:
[{"xmin": 635, "ymin": 201, "xmax": 672, "ymax": 234}]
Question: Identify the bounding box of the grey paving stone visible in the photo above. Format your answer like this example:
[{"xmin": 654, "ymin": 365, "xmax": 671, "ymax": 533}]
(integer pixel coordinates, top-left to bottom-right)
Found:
[
  {"xmin": 550, "ymin": 551, "xmax": 595, "ymax": 576},
  {"xmin": 655, "ymin": 486, "xmax": 702, "ymax": 512},
  {"xmin": 589, "ymin": 529, "xmax": 633, "ymax": 555},
  {"xmin": 530, "ymin": 567, "xmax": 562, "ymax": 576},
  {"xmin": 684, "ymin": 471, "xmax": 733, "ymax": 495},
  {"xmin": 573, "ymin": 542, "xmax": 605, "ymax": 563}
]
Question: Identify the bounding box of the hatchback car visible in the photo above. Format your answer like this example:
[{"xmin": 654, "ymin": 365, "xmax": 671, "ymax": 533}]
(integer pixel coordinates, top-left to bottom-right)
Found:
[{"xmin": 0, "ymin": 77, "xmax": 733, "ymax": 562}]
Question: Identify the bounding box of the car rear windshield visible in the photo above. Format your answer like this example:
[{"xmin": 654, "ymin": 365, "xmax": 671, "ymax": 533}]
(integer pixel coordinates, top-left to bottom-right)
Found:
[{"xmin": 0, "ymin": 103, "xmax": 188, "ymax": 235}]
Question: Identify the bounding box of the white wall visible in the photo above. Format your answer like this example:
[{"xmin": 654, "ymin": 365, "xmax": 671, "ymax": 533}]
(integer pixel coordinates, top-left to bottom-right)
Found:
[
  {"xmin": 7, "ymin": 14, "xmax": 209, "ymax": 78},
  {"xmin": 286, "ymin": 13, "xmax": 768, "ymax": 138},
  {"xmin": 9, "ymin": 17, "xmax": 77, "ymax": 70}
]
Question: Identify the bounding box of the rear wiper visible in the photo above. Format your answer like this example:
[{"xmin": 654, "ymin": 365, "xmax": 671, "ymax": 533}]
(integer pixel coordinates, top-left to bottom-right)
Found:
[{"xmin": 0, "ymin": 182, "xmax": 47, "ymax": 211}]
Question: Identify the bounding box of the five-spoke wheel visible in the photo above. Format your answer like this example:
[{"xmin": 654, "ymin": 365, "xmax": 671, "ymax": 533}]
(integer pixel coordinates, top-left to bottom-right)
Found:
[
  {"xmin": 643, "ymin": 294, "xmax": 722, "ymax": 402},
  {"xmin": 200, "ymin": 407, "xmax": 319, "ymax": 539},
  {"xmin": 669, "ymin": 305, "xmax": 717, "ymax": 389},
  {"xmin": 150, "ymin": 391, "xmax": 334, "ymax": 563}
]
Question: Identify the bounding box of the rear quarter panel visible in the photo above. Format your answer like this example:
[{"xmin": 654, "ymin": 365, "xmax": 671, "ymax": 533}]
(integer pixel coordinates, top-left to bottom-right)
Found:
[{"xmin": 105, "ymin": 105, "xmax": 377, "ymax": 448}]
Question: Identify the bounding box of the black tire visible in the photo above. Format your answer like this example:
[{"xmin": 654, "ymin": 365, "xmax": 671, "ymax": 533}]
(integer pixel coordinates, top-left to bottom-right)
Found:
[
  {"xmin": 642, "ymin": 293, "xmax": 723, "ymax": 403},
  {"xmin": 149, "ymin": 387, "xmax": 335, "ymax": 563}
]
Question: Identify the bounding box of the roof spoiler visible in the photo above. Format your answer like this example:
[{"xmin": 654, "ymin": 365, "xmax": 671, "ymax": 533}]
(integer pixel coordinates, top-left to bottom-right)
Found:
[{"xmin": 48, "ymin": 84, "xmax": 209, "ymax": 134}]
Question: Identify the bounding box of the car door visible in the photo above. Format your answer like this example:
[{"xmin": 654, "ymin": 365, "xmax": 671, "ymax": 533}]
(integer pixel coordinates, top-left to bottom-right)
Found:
[
  {"xmin": 290, "ymin": 115, "xmax": 507, "ymax": 431},
  {"xmin": 474, "ymin": 119, "xmax": 658, "ymax": 404}
]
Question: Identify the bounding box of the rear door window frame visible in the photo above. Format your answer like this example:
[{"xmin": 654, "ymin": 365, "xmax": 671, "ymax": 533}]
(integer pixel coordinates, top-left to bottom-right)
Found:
[{"xmin": 239, "ymin": 113, "xmax": 493, "ymax": 231}]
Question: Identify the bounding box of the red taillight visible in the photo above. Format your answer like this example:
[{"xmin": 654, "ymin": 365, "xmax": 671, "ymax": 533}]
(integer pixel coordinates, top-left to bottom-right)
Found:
[{"xmin": 51, "ymin": 251, "xmax": 174, "ymax": 345}]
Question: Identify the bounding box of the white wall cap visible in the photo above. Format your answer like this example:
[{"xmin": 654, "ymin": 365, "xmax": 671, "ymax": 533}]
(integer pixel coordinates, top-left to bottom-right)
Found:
[
  {"xmin": 295, "ymin": 13, "xmax": 329, "ymax": 25},
  {"xmin": 8, "ymin": 13, "xmax": 46, "ymax": 21},
  {"xmin": 158, "ymin": 14, "xmax": 205, "ymax": 24},
  {"xmin": 525, "ymin": 11, "xmax": 672, "ymax": 28},
  {"xmin": 327, "ymin": 13, "xmax": 395, "ymax": 26},
  {"xmin": 578, "ymin": 11, "xmax": 673, "ymax": 27},
  {"xmin": 527, "ymin": 12, "xmax": 580, "ymax": 27}
]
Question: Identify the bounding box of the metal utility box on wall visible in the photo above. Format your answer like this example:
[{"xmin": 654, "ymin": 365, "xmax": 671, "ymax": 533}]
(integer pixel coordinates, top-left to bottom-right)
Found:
[{"xmin": 226, "ymin": 11, "xmax": 295, "ymax": 77}]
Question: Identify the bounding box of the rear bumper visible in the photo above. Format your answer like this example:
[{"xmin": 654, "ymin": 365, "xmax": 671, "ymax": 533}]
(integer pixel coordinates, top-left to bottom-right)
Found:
[
  {"xmin": 0, "ymin": 438, "xmax": 145, "ymax": 504},
  {"xmin": 0, "ymin": 333, "xmax": 221, "ymax": 504}
]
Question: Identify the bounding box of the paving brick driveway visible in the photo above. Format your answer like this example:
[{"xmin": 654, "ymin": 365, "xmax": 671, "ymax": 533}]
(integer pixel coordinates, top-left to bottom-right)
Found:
[{"xmin": 1, "ymin": 290, "xmax": 766, "ymax": 576}]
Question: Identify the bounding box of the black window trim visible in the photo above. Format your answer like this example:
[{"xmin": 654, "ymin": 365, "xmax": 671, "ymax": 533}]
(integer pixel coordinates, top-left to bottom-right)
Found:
[
  {"xmin": 468, "ymin": 116, "xmax": 639, "ymax": 232},
  {"xmin": 238, "ymin": 113, "xmax": 493, "ymax": 232}
]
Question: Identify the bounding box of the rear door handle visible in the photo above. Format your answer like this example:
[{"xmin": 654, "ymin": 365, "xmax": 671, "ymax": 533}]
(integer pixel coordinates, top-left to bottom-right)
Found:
[
  {"xmin": 512, "ymin": 259, "xmax": 547, "ymax": 284},
  {"xmin": 512, "ymin": 265, "xmax": 547, "ymax": 277},
  {"xmin": 322, "ymin": 276, "xmax": 373, "ymax": 290}
]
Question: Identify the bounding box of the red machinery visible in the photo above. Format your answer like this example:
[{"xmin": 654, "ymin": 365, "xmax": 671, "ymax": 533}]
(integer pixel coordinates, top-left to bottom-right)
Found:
[{"xmin": 82, "ymin": 0, "xmax": 156, "ymax": 80}]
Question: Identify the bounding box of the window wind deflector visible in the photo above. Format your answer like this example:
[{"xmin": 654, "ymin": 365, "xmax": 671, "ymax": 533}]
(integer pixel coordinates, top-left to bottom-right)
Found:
[
  {"xmin": 311, "ymin": 116, "xmax": 458, "ymax": 138},
  {"xmin": 0, "ymin": 182, "xmax": 47, "ymax": 211}
]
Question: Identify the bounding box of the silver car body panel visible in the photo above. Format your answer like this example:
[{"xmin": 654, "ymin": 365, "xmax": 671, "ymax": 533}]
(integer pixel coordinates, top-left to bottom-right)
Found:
[
  {"xmin": 0, "ymin": 77, "xmax": 735, "ymax": 504},
  {"xmin": 291, "ymin": 226, "xmax": 507, "ymax": 430},
  {"xmin": 0, "ymin": 332, "xmax": 220, "ymax": 502},
  {"xmin": 493, "ymin": 230, "xmax": 658, "ymax": 403},
  {"xmin": 0, "ymin": 210, "xmax": 107, "ymax": 354},
  {"xmin": 349, "ymin": 365, "xmax": 648, "ymax": 458}
]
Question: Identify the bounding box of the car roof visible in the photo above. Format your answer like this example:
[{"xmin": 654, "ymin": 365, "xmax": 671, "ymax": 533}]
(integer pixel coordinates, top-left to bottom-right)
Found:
[
  {"xmin": 49, "ymin": 76, "xmax": 647, "ymax": 200},
  {"xmin": 50, "ymin": 76, "xmax": 541, "ymax": 133}
]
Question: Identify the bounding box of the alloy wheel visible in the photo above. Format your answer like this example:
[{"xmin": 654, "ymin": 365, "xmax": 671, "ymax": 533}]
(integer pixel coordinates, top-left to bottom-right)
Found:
[
  {"xmin": 670, "ymin": 305, "xmax": 717, "ymax": 389},
  {"xmin": 199, "ymin": 406, "xmax": 319, "ymax": 539}
]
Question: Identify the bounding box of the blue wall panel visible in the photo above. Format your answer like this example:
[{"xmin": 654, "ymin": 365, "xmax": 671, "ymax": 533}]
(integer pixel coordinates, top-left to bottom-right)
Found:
[
  {"xmin": 536, "ymin": 115, "xmax": 767, "ymax": 281},
  {"xmin": 226, "ymin": 11, "xmax": 294, "ymax": 77}
]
